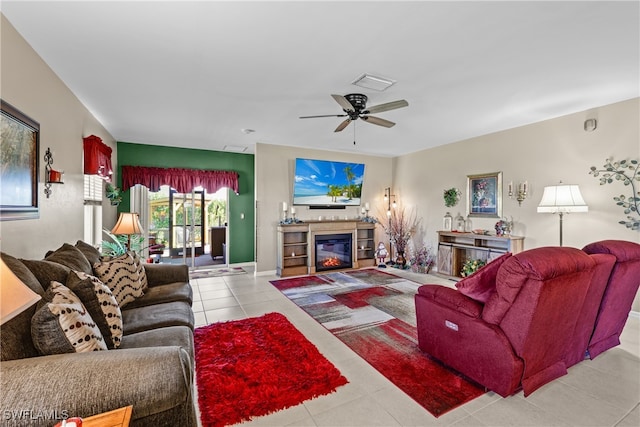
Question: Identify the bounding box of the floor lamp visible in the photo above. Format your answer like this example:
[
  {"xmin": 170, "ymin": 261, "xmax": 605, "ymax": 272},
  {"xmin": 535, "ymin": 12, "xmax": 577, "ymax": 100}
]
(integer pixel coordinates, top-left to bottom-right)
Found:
[{"xmin": 537, "ymin": 184, "xmax": 588, "ymax": 246}]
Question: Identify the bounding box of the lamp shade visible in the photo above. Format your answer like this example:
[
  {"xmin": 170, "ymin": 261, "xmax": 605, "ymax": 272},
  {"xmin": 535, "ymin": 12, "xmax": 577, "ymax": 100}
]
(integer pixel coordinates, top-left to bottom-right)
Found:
[
  {"xmin": 111, "ymin": 212, "xmax": 144, "ymax": 235},
  {"xmin": 1, "ymin": 258, "xmax": 42, "ymax": 324},
  {"xmin": 537, "ymin": 185, "xmax": 588, "ymax": 213}
]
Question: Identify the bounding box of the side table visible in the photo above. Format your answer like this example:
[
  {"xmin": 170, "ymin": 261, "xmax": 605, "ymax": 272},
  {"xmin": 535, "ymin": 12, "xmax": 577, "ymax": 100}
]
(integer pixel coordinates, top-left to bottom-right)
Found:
[{"xmin": 83, "ymin": 406, "xmax": 132, "ymax": 427}]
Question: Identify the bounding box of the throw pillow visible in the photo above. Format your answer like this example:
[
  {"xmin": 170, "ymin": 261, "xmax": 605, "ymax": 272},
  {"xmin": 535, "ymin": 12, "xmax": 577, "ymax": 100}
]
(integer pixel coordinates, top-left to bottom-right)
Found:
[
  {"xmin": 66, "ymin": 271, "xmax": 123, "ymax": 349},
  {"xmin": 19, "ymin": 259, "xmax": 70, "ymax": 291},
  {"xmin": 130, "ymin": 251, "xmax": 148, "ymax": 291},
  {"xmin": 455, "ymin": 252, "xmax": 512, "ymax": 303},
  {"xmin": 93, "ymin": 253, "xmax": 144, "ymax": 308},
  {"xmin": 31, "ymin": 281, "xmax": 107, "ymax": 355},
  {"xmin": 75, "ymin": 240, "xmax": 102, "ymax": 266},
  {"xmin": 44, "ymin": 243, "xmax": 93, "ymax": 275}
]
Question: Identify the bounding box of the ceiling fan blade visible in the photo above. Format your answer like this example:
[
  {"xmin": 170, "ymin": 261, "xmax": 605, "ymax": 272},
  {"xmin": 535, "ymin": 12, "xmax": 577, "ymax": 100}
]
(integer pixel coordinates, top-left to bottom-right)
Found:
[
  {"xmin": 364, "ymin": 99, "xmax": 408, "ymax": 114},
  {"xmin": 334, "ymin": 118, "xmax": 352, "ymax": 132},
  {"xmin": 361, "ymin": 115, "xmax": 395, "ymax": 128},
  {"xmin": 299, "ymin": 114, "xmax": 348, "ymax": 119},
  {"xmin": 331, "ymin": 94, "xmax": 355, "ymax": 112}
]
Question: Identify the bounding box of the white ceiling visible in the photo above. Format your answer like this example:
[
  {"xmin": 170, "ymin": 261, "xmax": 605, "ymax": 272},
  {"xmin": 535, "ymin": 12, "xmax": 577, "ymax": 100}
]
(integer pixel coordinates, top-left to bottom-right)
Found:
[{"xmin": 2, "ymin": 1, "xmax": 639, "ymax": 157}]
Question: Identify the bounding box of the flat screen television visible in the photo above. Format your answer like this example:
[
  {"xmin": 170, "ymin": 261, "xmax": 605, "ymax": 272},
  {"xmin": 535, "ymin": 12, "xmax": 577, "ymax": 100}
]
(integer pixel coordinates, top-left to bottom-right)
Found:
[{"xmin": 293, "ymin": 158, "xmax": 365, "ymax": 207}]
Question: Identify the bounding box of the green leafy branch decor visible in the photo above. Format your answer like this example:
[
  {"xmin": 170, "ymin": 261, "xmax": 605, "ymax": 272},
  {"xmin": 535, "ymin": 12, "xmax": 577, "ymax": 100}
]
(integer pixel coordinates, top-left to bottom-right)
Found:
[
  {"xmin": 443, "ymin": 188, "xmax": 461, "ymax": 208},
  {"xmin": 589, "ymin": 158, "xmax": 639, "ymax": 231},
  {"xmin": 101, "ymin": 229, "xmax": 144, "ymax": 256},
  {"xmin": 105, "ymin": 183, "xmax": 122, "ymax": 206}
]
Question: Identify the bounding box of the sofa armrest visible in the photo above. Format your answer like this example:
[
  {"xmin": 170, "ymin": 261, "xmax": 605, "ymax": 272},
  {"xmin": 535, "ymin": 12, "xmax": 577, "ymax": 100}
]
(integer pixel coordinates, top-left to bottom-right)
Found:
[
  {"xmin": 0, "ymin": 347, "xmax": 195, "ymax": 426},
  {"xmin": 417, "ymin": 285, "xmax": 483, "ymax": 318},
  {"xmin": 144, "ymin": 263, "xmax": 189, "ymax": 286}
]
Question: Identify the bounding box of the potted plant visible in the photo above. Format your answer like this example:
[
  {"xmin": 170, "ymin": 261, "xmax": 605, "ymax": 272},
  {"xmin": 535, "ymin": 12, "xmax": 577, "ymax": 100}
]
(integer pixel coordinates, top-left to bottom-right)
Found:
[
  {"xmin": 105, "ymin": 183, "xmax": 122, "ymax": 206},
  {"xmin": 461, "ymin": 258, "xmax": 486, "ymax": 277},
  {"xmin": 409, "ymin": 244, "xmax": 435, "ymax": 274},
  {"xmin": 377, "ymin": 206, "xmax": 420, "ymax": 267}
]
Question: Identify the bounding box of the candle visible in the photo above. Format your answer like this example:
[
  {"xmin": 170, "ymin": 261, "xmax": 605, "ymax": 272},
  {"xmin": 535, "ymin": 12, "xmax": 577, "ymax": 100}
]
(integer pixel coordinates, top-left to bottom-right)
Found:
[
  {"xmin": 365, "ymin": 202, "xmax": 370, "ymax": 210},
  {"xmin": 282, "ymin": 202, "xmax": 287, "ymax": 212},
  {"xmin": 361, "ymin": 207, "xmax": 366, "ymax": 214},
  {"xmin": 291, "ymin": 207, "xmax": 296, "ymax": 214}
]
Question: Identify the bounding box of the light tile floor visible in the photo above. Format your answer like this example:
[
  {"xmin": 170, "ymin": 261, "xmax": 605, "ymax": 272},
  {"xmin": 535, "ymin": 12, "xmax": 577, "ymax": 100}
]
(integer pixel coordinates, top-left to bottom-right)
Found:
[{"xmin": 191, "ymin": 266, "xmax": 640, "ymax": 427}]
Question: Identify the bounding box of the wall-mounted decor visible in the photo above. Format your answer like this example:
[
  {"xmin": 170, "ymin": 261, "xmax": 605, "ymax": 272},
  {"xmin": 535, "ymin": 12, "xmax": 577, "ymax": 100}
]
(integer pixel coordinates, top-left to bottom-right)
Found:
[
  {"xmin": 0, "ymin": 100, "xmax": 40, "ymax": 221},
  {"xmin": 589, "ymin": 158, "xmax": 639, "ymax": 231},
  {"xmin": 467, "ymin": 172, "xmax": 502, "ymax": 218},
  {"xmin": 43, "ymin": 147, "xmax": 64, "ymax": 198},
  {"xmin": 443, "ymin": 188, "xmax": 461, "ymax": 207}
]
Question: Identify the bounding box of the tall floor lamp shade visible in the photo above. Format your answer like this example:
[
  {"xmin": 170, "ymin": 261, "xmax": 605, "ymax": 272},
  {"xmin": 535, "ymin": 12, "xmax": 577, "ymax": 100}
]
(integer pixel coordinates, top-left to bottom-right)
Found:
[
  {"xmin": 111, "ymin": 212, "xmax": 144, "ymax": 250},
  {"xmin": 1, "ymin": 258, "xmax": 42, "ymax": 324},
  {"xmin": 537, "ymin": 184, "xmax": 588, "ymax": 246}
]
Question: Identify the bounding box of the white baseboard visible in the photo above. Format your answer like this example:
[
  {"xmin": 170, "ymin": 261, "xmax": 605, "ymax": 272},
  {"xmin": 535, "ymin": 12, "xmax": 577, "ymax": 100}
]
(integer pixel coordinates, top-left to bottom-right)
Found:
[
  {"xmin": 255, "ymin": 269, "xmax": 276, "ymax": 277},
  {"xmin": 629, "ymin": 310, "xmax": 640, "ymax": 319}
]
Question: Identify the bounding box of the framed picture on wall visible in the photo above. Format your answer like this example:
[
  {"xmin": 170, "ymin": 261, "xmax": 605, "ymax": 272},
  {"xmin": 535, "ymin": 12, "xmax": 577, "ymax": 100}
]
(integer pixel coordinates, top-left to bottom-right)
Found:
[
  {"xmin": 467, "ymin": 171, "xmax": 502, "ymax": 218},
  {"xmin": 1, "ymin": 99, "xmax": 40, "ymax": 221}
]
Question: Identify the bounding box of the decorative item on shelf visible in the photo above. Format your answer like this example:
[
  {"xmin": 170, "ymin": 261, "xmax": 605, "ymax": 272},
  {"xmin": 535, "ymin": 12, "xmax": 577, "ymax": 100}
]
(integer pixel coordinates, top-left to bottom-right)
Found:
[
  {"xmin": 461, "ymin": 258, "xmax": 487, "ymax": 277},
  {"xmin": 464, "ymin": 215, "xmax": 473, "ymax": 233},
  {"xmin": 589, "ymin": 157, "xmax": 639, "ymax": 231},
  {"xmin": 105, "ymin": 183, "xmax": 122, "ymax": 206},
  {"xmin": 443, "ymin": 212, "xmax": 453, "ymax": 231},
  {"xmin": 281, "ymin": 201, "xmax": 288, "ymax": 221},
  {"xmin": 360, "ymin": 202, "xmax": 377, "ymax": 223},
  {"xmin": 111, "ymin": 212, "xmax": 144, "ymax": 251},
  {"xmin": 537, "ymin": 182, "xmax": 588, "ymax": 246},
  {"xmin": 507, "ymin": 180, "xmax": 528, "ymax": 206},
  {"xmin": 409, "ymin": 244, "xmax": 435, "ymax": 274},
  {"xmin": 43, "ymin": 147, "xmax": 64, "ymax": 198},
  {"xmin": 454, "ymin": 212, "xmax": 465, "ymax": 232},
  {"xmin": 443, "ymin": 188, "xmax": 461, "ymax": 208},
  {"xmin": 495, "ymin": 217, "xmax": 513, "ymax": 236}
]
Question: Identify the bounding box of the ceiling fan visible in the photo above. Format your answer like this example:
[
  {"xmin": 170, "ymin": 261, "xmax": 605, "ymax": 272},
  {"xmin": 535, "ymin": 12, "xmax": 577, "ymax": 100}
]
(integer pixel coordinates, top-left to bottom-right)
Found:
[{"xmin": 300, "ymin": 94, "xmax": 409, "ymax": 132}]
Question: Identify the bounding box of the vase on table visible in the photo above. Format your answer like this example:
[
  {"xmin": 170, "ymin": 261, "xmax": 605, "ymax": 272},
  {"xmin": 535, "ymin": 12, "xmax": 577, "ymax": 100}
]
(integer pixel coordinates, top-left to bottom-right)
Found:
[{"xmin": 395, "ymin": 251, "xmax": 406, "ymax": 267}]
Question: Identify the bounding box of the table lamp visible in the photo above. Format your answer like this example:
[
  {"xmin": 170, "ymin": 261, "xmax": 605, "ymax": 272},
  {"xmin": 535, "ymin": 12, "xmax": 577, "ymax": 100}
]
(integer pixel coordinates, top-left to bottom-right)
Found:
[
  {"xmin": 111, "ymin": 212, "xmax": 144, "ymax": 251},
  {"xmin": 1, "ymin": 258, "xmax": 42, "ymax": 324}
]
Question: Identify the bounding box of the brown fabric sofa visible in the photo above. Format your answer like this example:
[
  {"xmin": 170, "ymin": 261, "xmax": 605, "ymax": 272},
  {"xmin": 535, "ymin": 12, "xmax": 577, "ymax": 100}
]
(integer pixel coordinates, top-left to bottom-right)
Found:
[{"xmin": 0, "ymin": 241, "xmax": 197, "ymax": 427}]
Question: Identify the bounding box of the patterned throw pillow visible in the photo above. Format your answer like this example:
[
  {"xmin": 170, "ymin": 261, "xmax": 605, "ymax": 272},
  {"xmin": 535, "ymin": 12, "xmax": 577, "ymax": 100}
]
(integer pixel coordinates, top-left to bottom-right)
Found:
[
  {"xmin": 93, "ymin": 253, "xmax": 144, "ymax": 308},
  {"xmin": 66, "ymin": 271, "xmax": 123, "ymax": 349},
  {"xmin": 130, "ymin": 251, "xmax": 148, "ymax": 291},
  {"xmin": 31, "ymin": 282, "xmax": 107, "ymax": 355}
]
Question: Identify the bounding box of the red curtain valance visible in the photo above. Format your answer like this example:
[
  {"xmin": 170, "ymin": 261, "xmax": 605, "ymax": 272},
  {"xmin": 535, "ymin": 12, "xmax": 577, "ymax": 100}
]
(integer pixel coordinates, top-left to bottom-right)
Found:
[
  {"xmin": 83, "ymin": 135, "xmax": 113, "ymax": 181},
  {"xmin": 121, "ymin": 165, "xmax": 239, "ymax": 194}
]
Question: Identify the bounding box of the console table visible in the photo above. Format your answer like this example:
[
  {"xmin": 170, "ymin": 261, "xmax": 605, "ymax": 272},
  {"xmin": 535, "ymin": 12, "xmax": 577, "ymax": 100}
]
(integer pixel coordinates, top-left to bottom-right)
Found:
[
  {"xmin": 437, "ymin": 231, "xmax": 524, "ymax": 279},
  {"xmin": 276, "ymin": 220, "xmax": 376, "ymax": 277}
]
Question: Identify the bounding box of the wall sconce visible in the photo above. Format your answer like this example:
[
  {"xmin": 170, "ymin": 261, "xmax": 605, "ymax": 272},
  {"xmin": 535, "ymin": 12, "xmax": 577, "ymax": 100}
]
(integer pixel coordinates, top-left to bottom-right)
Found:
[
  {"xmin": 44, "ymin": 147, "xmax": 64, "ymax": 198},
  {"xmin": 383, "ymin": 187, "xmax": 396, "ymax": 216},
  {"xmin": 507, "ymin": 180, "xmax": 528, "ymax": 206}
]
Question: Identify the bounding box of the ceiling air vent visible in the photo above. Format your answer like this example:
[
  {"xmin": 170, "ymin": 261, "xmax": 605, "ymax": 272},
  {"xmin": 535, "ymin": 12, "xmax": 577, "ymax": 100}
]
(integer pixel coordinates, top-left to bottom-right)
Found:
[{"xmin": 351, "ymin": 73, "xmax": 396, "ymax": 91}]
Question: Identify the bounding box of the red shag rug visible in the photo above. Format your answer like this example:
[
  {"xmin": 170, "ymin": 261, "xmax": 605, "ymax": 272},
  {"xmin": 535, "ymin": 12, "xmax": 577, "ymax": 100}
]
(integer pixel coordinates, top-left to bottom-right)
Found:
[
  {"xmin": 194, "ymin": 312, "xmax": 348, "ymax": 427},
  {"xmin": 270, "ymin": 269, "xmax": 486, "ymax": 417}
]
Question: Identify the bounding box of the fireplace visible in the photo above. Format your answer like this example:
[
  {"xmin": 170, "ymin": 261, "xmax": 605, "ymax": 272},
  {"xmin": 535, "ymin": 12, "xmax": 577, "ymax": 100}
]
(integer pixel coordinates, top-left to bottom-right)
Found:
[{"xmin": 315, "ymin": 233, "xmax": 353, "ymax": 272}]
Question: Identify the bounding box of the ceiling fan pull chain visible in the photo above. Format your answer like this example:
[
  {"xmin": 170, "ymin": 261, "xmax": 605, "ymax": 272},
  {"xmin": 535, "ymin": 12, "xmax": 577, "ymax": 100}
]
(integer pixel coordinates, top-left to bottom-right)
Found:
[{"xmin": 353, "ymin": 121, "xmax": 356, "ymax": 145}]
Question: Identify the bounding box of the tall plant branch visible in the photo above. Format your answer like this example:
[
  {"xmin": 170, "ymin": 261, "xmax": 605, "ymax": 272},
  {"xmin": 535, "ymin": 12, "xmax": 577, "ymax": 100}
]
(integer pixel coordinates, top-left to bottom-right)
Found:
[{"xmin": 589, "ymin": 158, "xmax": 640, "ymax": 230}]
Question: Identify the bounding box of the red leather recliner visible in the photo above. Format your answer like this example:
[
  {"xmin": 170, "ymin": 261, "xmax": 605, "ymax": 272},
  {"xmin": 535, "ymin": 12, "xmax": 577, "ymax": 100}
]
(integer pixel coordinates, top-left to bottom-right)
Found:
[
  {"xmin": 582, "ymin": 240, "xmax": 640, "ymax": 359},
  {"xmin": 415, "ymin": 247, "xmax": 604, "ymax": 397}
]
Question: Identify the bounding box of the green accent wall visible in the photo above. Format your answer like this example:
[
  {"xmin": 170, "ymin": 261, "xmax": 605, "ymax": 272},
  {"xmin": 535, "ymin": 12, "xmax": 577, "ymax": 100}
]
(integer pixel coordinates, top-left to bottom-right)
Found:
[{"xmin": 116, "ymin": 142, "xmax": 255, "ymax": 264}]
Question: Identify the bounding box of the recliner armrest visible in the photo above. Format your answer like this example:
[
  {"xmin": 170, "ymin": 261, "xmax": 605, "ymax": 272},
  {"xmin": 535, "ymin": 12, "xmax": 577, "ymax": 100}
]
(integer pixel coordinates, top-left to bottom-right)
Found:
[
  {"xmin": 417, "ymin": 285, "xmax": 483, "ymax": 318},
  {"xmin": 144, "ymin": 263, "xmax": 189, "ymax": 286}
]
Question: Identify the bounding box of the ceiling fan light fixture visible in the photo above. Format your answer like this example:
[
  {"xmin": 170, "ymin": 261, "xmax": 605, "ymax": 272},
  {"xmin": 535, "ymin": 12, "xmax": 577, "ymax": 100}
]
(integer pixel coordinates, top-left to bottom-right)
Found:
[
  {"xmin": 223, "ymin": 145, "xmax": 248, "ymax": 153},
  {"xmin": 351, "ymin": 73, "xmax": 396, "ymax": 91}
]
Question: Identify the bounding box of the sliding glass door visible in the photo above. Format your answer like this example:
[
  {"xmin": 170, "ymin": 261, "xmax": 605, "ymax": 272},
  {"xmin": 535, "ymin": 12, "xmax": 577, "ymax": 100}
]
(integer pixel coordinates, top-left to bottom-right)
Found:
[{"xmin": 169, "ymin": 190, "xmax": 205, "ymax": 257}]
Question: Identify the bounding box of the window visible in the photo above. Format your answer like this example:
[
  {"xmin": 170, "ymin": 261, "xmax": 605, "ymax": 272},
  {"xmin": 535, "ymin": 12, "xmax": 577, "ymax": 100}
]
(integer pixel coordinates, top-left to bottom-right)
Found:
[{"xmin": 84, "ymin": 175, "xmax": 104, "ymax": 245}]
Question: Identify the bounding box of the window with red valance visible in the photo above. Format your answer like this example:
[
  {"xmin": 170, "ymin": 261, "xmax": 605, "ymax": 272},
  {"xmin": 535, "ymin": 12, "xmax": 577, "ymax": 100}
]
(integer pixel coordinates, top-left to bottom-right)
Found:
[
  {"xmin": 83, "ymin": 135, "xmax": 113, "ymax": 181},
  {"xmin": 121, "ymin": 165, "xmax": 239, "ymax": 194}
]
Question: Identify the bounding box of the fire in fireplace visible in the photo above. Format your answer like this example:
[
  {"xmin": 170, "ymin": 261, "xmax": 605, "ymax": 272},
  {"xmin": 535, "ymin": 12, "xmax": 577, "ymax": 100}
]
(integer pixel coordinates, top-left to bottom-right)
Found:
[{"xmin": 315, "ymin": 233, "xmax": 352, "ymax": 272}]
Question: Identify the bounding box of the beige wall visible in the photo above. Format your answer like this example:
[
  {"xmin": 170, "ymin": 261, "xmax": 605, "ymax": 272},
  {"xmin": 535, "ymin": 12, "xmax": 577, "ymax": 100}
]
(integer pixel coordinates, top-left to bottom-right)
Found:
[
  {"xmin": 394, "ymin": 97, "xmax": 640, "ymax": 310},
  {"xmin": 255, "ymin": 143, "xmax": 393, "ymax": 273},
  {"xmin": 1, "ymin": 15, "xmax": 116, "ymax": 258}
]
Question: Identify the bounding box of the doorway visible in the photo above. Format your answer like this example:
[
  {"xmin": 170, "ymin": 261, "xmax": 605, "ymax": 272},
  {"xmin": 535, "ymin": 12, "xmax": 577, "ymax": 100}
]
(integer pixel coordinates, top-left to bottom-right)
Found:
[{"xmin": 169, "ymin": 189, "xmax": 205, "ymax": 257}]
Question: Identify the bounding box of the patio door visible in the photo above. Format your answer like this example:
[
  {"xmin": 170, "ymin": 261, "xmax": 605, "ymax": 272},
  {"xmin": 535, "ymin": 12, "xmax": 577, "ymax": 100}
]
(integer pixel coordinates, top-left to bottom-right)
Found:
[{"xmin": 169, "ymin": 189, "xmax": 205, "ymax": 257}]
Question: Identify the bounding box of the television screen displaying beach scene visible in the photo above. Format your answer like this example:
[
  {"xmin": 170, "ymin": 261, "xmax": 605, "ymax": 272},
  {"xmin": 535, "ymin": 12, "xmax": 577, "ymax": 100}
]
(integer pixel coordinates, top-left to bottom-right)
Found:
[{"xmin": 293, "ymin": 158, "xmax": 365, "ymax": 207}]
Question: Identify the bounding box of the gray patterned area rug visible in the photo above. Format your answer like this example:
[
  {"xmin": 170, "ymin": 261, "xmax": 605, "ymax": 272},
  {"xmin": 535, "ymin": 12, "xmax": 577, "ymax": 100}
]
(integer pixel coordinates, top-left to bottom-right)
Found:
[{"xmin": 189, "ymin": 267, "xmax": 246, "ymax": 279}]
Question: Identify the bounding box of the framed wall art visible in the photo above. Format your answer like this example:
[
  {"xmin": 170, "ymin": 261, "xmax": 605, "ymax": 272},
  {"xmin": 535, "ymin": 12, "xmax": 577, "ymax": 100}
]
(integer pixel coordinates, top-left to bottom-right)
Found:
[
  {"xmin": 467, "ymin": 171, "xmax": 502, "ymax": 218},
  {"xmin": 1, "ymin": 100, "xmax": 40, "ymax": 221}
]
